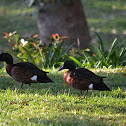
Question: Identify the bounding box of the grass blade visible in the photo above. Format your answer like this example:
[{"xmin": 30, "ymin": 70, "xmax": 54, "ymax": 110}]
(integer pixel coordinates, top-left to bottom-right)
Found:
[
  {"xmin": 69, "ymin": 56, "xmax": 83, "ymax": 67},
  {"xmin": 60, "ymin": 43, "xmax": 74, "ymax": 59},
  {"xmin": 95, "ymin": 32, "xmax": 104, "ymax": 52},
  {"xmin": 23, "ymin": 47, "xmax": 36, "ymax": 65},
  {"xmin": 106, "ymin": 38, "xmax": 117, "ymax": 63},
  {"xmin": 6, "ymin": 50, "xmax": 23, "ymax": 62}
]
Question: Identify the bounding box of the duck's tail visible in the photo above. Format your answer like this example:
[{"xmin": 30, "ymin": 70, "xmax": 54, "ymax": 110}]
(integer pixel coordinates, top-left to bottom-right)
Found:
[
  {"xmin": 37, "ymin": 76, "xmax": 53, "ymax": 83},
  {"xmin": 93, "ymin": 82, "xmax": 111, "ymax": 91}
]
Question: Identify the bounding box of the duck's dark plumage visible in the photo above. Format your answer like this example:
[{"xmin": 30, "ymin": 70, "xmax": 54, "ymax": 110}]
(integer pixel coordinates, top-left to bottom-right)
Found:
[
  {"xmin": 0, "ymin": 53, "xmax": 53, "ymax": 88},
  {"xmin": 58, "ymin": 60, "xmax": 111, "ymax": 94}
]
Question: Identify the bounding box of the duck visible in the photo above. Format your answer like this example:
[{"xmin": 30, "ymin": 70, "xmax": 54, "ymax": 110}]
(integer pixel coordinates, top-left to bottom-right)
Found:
[
  {"xmin": 0, "ymin": 53, "xmax": 53, "ymax": 88},
  {"xmin": 58, "ymin": 60, "xmax": 111, "ymax": 94}
]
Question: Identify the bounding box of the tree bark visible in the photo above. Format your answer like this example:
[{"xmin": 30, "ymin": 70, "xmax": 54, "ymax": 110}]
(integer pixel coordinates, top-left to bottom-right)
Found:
[{"xmin": 37, "ymin": 0, "xmax": 90, "ymax": 49}]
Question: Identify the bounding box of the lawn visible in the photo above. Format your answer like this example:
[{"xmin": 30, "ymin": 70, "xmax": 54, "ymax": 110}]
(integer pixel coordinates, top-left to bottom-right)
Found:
[
  {"xmin": 0, "ymin": 0, "xmax": 126, "ymax": 125},
  {"xmin": 0, "ymin": 0, "xmax": 126, "ymax": 50},
  {"xmin": 0, "ymin": 0, "xmax": 38, "ymax": 50},
  {"xmin": 82, "ymin": 0, "xmax": 126, "ymax": 49},
  {"xmin": 0, "ymin": 68, "xmax": 126, "ymax": 126}
]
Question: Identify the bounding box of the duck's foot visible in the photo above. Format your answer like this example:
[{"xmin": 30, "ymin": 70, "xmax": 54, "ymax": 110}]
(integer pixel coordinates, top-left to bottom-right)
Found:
[
  {"xmin": 78, "ymin": 90, "xmax": 84, "ymax": 99},
  {"xmin": 78, "ymin": 95, "xmax": 86, "ymax": 99},
  {"xmin": 80, "ymin": 90, "xmax": 88, "ymax": 95},
  {"xmin": 78, "ymin": 90, "xmax": 88, "ymax": 99}
]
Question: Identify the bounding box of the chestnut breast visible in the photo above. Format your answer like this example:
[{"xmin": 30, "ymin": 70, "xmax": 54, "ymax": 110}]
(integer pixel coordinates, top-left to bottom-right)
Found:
[{"xmin": 64, "ymin": 70, "xmax": 90, "ymax": 90}]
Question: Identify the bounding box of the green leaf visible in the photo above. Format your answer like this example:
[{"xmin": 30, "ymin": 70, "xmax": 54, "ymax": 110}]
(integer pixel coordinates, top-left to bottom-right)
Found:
[
  {"xmin": 22, "ymin": 47, "xmax": 36, "ymax": 65},
  {"xmin": 60, "ymin": 43, "xmax": 74, "ymax": 59},
  {"xmin": 69, "ymin": 56, "xmax": 83, "ymax": 67},
  {"xmin": 106, "ymin": 38, "xmax": 117, "ymax": 63},
  {"xmin": 6, "ymin": 50, "xmax": 23, "ymax": 62},
  {"xmin": 95, "ymin": 32, "xmax": 104, "ymax": 52}
]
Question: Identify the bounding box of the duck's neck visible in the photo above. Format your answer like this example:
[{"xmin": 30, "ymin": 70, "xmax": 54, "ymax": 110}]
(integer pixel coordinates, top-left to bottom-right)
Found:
[
  {"xmin": 69, "ymin": 68, "xmax": 76, "ymax": 71},
  {"xmin": 6, "ymin": 64, "xmax": 14, "ymax": 76},
  {"xmin": 5, "ymin": 58, "xmax": 13, "ymax": 64}
]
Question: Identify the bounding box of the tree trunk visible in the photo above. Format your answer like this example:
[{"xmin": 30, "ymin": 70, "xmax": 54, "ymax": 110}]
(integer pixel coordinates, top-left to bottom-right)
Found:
[{"xmin": 37, "ymin": 0, "xmax": 90, "ymax": 49}]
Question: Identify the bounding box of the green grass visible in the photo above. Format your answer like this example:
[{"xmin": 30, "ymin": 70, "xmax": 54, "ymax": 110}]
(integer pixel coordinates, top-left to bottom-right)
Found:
[
  {"xmin": 0, "ymin": 1, "xmax": 126, "ymax": 125},
  {"xmin": 0, "ymin": 0, "xmax": 38, "ymax": 50},
  {"xmin": 82, "ymin": 0, "xmax": 126, "ymax": 49},
  {"xmin": 0, "ymin": 0, "xmax": 126, "ymax": 50},
  {"xmin": 0, "ymin": 68, "xmax": 126, "ymax": 126}
]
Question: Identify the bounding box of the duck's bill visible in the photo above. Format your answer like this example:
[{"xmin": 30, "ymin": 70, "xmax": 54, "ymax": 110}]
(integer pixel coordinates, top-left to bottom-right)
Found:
[{"xmin": 58, "ymin": 67, "xmax": 64, "ymax": 71}]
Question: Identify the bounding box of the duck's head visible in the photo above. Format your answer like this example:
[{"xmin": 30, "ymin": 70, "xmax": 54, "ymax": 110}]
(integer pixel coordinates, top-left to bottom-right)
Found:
[
  {"xmin": 0, "ymin": 53, "xmax": 13, "ymax": 64},
  {"xmin": 58, "ymin": 60, "xmax": 76, "ymax": 71}
]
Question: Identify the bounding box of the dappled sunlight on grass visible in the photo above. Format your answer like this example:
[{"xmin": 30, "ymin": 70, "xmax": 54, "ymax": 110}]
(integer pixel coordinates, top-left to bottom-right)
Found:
[
  {"xmin": 82, "ymin": 0, "xmax": 126, "ymax": 49},
  {"xmin": 0, "ymin": 68, "xmax": 126, "ymax": 92},
  {"xmin": 0, "ymin": 87, "xmax": 125, "ymax": 125},
  {"xmin": 0, "ymin": 0, "xmax": 126, "ymax": 124},
  {"xmin": 0, "ymin": 0, "xmax": 38, "ymax": 51},
  {"xmin": 0, "ymin": 68, "xmax": 126, "ymax": 125},
  {"xmin": 88, "ymin": 18, "xmax": 126, "ymax": 33},
  {"xmin": 0, "ymin": 0, "xmax": 126, "ymax": 51},
  {"xmin": 0, "ymin": 5, "xmax": 35, "ymax": 16}
]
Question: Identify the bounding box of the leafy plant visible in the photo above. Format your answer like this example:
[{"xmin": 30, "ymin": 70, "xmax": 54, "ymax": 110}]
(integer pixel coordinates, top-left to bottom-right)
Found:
[
  {"xmin": 90, "ymin": 33, "xmax": 126, "ymax": 68},
  {"xmin": 69, "ymin": 33, "xmax": 126, "ymax": 68},
  {"xmin": 3, "ymin": 32, "xmax": 73, "ymax": 69}
]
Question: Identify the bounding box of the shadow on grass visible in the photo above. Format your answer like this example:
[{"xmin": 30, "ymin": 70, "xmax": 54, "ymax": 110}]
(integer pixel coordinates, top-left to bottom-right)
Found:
[
  {"xmin": 95, "ymin": 104, "xmax": 126, "ymax": 114},
  {"xmin": 0, "ymin": 0, "xmax": 37, "ymax": 50},
  {"xmin": 14, "ymin": 106, "xmax": 125, "ymax": 126},
  {"xmin": 28, "ymin": 114, "xmax": 107, "ymax": 126},
  {"xmin": 0, "ymin": 70, "xmax": 126, "ymax": 95},
  {"xmin": 0, "ymin": 75, "xmax": 14, "ymax": 90},
  {"xmin": 0, "ymin": 71, "xmax": 126, "ymax": 126}
]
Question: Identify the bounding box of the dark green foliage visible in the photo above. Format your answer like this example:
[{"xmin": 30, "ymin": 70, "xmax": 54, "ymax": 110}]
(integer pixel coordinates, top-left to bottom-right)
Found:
[
  {"xmin": 70, "ymin": 33, "xmax": 126, "ymax": 68},
  {"xmin": 90, "ymin": 33, "xmax": 126, "ymax": 68},
  {"xmin": 4, "ymin": 32, "xmax": 73, "ymax": 69}
]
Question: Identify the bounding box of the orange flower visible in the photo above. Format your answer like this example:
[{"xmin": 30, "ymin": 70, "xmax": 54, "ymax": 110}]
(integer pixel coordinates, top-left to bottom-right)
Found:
[
  {"xmin": 3, "ymin": 32, "xmax": 9, "ymax": 36},
  {"xmin": 9, "ymin": 43, "xmax": 15, "ymax": 46},
  {"xmin": 93, "ymin": 54, "xmax": 95, "ymax": 56},
  {"xmin": 3, "ymin": 31, "xmax": 16, "ymax": 38},
  {"xmin": 2, "ymin": 32, "xmax": 9, "ymax": 38},
  {"xmin": 52, "ymin": 33, "xmax": 60, "ymax": 40},
  {"xmin": 33, "ymin": 34, "xmax": 38, "ymax": 38},
  {"xmin": 61, "ymin": 36, "xmax": 69, "ymax": 41},
  {"xmin": 32, "ymin": 42, "xmax": 37, "ymax": 48},
  {"xmin": 2, "ymin": 36, "xmax": 7, "ymax": 38},
  {"xmin": 61, "ymin": 36, "xmax": 69, "ymax": 39},
  {"xmin": 20, "ymin": 43, "xmax": 23, "ymax": 46}
]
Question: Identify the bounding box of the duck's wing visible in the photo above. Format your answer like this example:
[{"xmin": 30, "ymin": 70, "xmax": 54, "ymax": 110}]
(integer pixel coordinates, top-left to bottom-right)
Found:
[
  {"xmin": 70, "ymin": 68, "xmax": 97, "ymax": 78},
  {"xmin": 70, "ymin": 68, "xmax": 104, "ymax": 83},
  {"xmin": 15, "ymin": 62, "xmax": 48, "ymax": 75}
]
